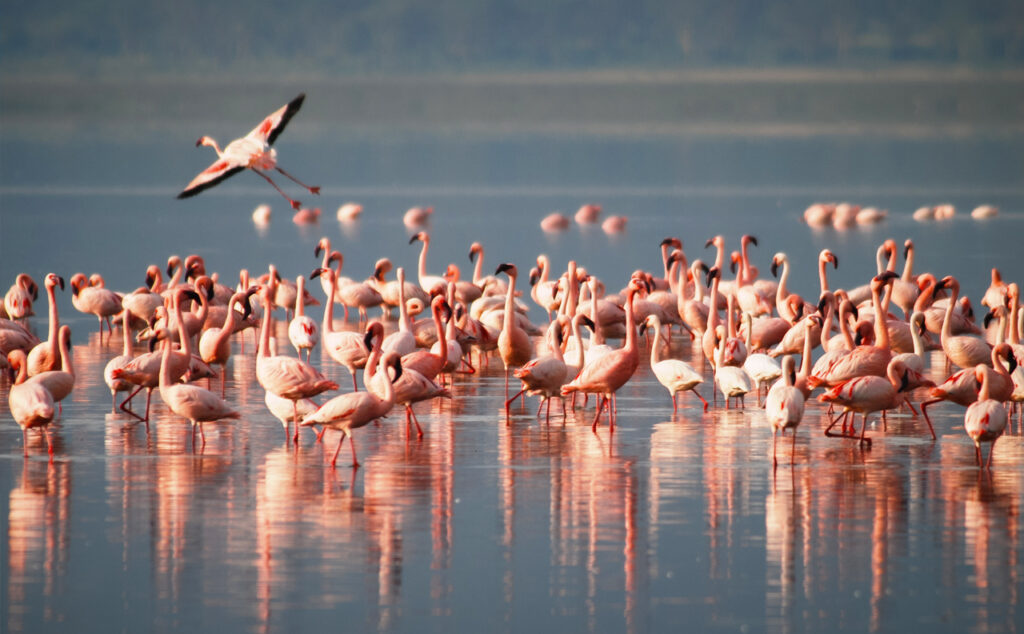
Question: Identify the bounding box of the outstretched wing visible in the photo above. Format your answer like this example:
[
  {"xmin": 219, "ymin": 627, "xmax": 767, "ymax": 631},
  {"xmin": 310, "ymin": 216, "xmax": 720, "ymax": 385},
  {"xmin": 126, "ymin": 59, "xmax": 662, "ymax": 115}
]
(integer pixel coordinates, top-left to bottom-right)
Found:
[
  {"xmin": 177, "ymin": 159, "xmax": 245, "ymax": 199},
  {"xmin": 246, "ymin": 93, "xmax": 305, "ymax": 146}
]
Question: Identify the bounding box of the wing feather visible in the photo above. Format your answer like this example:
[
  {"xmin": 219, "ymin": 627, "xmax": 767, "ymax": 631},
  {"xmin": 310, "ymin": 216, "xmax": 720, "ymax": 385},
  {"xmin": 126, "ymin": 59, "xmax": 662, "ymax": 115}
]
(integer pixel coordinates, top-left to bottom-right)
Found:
[
  {"xmin": 246, "ymin": 93, "xmax": 305, "ymax": 145},
  {"xmin": 178, "ymin": 160, "xmax": 244, "ymax": 199}
]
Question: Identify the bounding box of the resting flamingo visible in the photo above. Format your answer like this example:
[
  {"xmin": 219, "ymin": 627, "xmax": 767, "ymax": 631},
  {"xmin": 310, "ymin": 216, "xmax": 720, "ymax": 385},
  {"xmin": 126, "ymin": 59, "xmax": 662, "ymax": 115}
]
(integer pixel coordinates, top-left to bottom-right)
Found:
[
  {"xmin": 27, "ymin": 325, "xmax": 75, "ymax": 412},
  {"xmin": 765, "ymin": 355, "xmax": 805, "ymax": 467},
  {"xmin": 200, "ymin": 289, "xmax": 256, "ymax": 394},
  {"xmin": 964, "ymin": 365, "xmax": 1008, "ymax": 469},
  {"xmin": 510, "ymin": 320, "xmax": 571, "ymax": 422},
  {"xmin": 819, "ymin": 358, "xmax": 920, "ymax": 445},
  {"xmin": 177, "ymin": 93, "xmax": 319, "ymax": 209},
  {"xmin": 4, "ymin": 274, "xmax": 37, "ymax": 320},
  {"xmin": 69, "ymin": 273, "xmax": 123, "ymax": 337},
  {"xmin": 938, "ymin": 276, "xmax": 992, "ymax": 369}
]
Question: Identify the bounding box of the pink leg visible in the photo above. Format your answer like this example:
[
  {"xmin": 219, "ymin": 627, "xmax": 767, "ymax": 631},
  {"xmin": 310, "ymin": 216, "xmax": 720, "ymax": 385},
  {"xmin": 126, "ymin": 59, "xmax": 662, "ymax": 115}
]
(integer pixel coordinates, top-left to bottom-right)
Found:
[
  {"xmin": 274, "ymin": 166, "xmax": 320, "ymax": 195},
  {"xmin": 350, "ymin": 434, "xmax": 360, "ymax": 468},
  {"xmin": 591, "ymin": 396, "xmax": 607, "ymax": 432},
  {"xmin": 692, "ymin": 388, "xmax": 709, "ymax": 412},
  {"xmin": 985, "ymin": 438, "xmax": 997, "ymax": 469},
  {"xmin": 22, "ymin": 428, "xmax": 28, "ymax": 457},
  {"xmin": 252, "ymin": 168, "xmax": 301, "ymax": 209},
  {"xmin": 331, "ymin": 432, "xmax": 346, "ymax": 467}
]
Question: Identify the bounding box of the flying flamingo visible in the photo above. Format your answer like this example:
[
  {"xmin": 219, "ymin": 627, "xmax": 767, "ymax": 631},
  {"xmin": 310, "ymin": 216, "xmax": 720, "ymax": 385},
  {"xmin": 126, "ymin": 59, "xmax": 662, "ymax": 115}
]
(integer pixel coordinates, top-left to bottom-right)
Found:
[
  {"xmin": 765, "ymin": 355, "xmax": 805, "ymax": 467},
  {"xmin": 964, "ymin": 365, "xmax": 1008, "ymax": 468},
  {"xmin": 7, "ymin": 349, "xmax": 56, "ymax": 457},
  {"xmin": 26, "ymin": 274, "xmax": 65, "ymax": 377},
  {"xmin": 177, "ymin": 93, "xmax": 319, "ymax": 209},
  {"xmin": 561, "ymin": 281, "xmax": 642, "ymax": 431},
  {"xmin": 645, "ymin": 314, "xmax": 707, "ymax": 414},
  {"xmin": 302, "ymin": 352, "xmax": 402, "ymax": 468},
  {"xmin": 154, "ymin": 328, "xmax": 240, "ymax": 449}
]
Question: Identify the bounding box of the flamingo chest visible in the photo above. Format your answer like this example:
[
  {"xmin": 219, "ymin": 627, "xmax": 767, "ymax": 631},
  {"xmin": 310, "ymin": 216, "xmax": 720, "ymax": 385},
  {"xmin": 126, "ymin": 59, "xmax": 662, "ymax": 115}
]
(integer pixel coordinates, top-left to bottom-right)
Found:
[{"xmin": 226, "ymin": 138, "xmax": 277, "ymax": 170}]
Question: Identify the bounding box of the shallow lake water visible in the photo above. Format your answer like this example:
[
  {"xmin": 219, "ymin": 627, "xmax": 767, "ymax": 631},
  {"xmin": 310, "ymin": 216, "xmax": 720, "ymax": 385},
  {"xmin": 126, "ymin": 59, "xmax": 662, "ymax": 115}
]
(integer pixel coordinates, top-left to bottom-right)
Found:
[{"xmin": 1, "ymin": 78, "xmax": 1023, "ymax": 632}]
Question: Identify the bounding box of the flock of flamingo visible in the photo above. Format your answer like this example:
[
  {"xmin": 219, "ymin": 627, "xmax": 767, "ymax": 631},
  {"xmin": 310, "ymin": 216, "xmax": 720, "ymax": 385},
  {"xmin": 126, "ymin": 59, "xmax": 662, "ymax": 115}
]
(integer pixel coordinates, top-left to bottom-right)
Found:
[
  {"xmin": 2, "ymin": 94, "xmax": 1021, "ymax": 471},
  {"xmin": 2, "ymin": 228, "xmax": 1022, "ymax": 470}
]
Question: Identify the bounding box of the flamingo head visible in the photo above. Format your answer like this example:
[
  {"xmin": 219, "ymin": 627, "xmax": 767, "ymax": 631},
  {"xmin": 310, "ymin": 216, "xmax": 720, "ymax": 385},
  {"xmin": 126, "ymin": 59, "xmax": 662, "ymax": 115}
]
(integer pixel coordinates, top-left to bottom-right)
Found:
[
  {"xmin": 69, "ymin": 273, "xmax": 88, "ymax": 296},
  {"xmin": 495, "ymin": 262, "xmax": 517, "ymax": 277},
  {"xmin": 704, "ymin": 235, "xmax": 723, "ymax": 250},
  {"xmin": 372, "ymin": 258, "xmax": 392, "ymax": 281},
  {"xmin": 661, "ymin": 237, "xmax": 682, "ymax": 250},
  {"xmin": 729, "ymin": 252, "xmax": 741, "ymax": 275},
  {"xmin": 314, "ymin": 237, "xmax": 330, "ymax": 258},
  {"xmin": 528, "ymin": 267, "xmax": 541, "ymax": 287},
  {"xmin": 45, "ymin": 273, "xmax": 65, "ymax": 292},
  {"xmin": 382, "ymin": 352, "xmax": 403, "ymax": 383},
  {"xmin": 184, "ymin": 254, "xmax": 206, "ymax": 277},
  {"xmin": 468, "ymin": 242, "xmax": 483, "ymax": 262},
  {"xmin": 770, "ymin": 252, "xmax": 786, "ymax": 278},
  {"xmin": 705, "ymin": 266, "xmax": 720, "ymax": 288},
  {"xmin": 363, "ymin": 321, "xmax": 384, "ymax": 350},
  {"xmin": 409, "ymin": 231, "xmax": 428, "ymax": 245},
  {"xmin": 820, "ymin": 249, "xmax": 839, "ymax": 269},
  {"xmin": 816, "ymin": 291, "xmax": 835, "ymax": 316},
  {"xmin": 903, "ymin": 239, "xmax": 914, "ymax": 259},
  {"xmin": 742, "ymin": 234, "xmax": 758, "ymax": 248},
  {"xmin": 166, "ymin": 255, "xmax": 181, "ymax": 278}
]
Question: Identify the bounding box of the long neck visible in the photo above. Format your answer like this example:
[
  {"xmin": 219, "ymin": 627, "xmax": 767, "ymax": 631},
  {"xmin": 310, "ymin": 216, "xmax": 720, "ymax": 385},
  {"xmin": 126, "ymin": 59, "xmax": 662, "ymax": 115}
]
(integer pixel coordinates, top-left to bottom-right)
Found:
[
  {"xmin": 1010, "ymin": 290, "xmax": 1020, "ymax": 345},
  {"xmin": 871, "ymin": 283, "xmax": 890, "ymax": 350},
  {"xmin": 418, "ymin": 238, "xmax": 430, "ymax": 285},
  {"xmin": 397, "ymin": 272, "xmax": 410, "ymax": 332},
  {"xmin": 706, "ymin": 277, "xmax": 720, "ymax": 332},
  {"xmin": 320, "ymin": 243, "xmax": 331, "ymax": 270},
  {"xmin": 942, "ymin": 281, "xmax": 959, "ymax": 343},
  {"xmin": 159, "ymin": 336, "xmax": 173, "ymax": 388},
  {"xmin": 295, "ymin": 277, "xmax": 306, "ymax": 317},
  {"xmin": 47, "ymin": 283, "xmax": 59, "ymax": 356},
  {"xmin": 913, "ymin": 279, "xmax": 937, "ymax": 312},
  {"xmin": 322, "ymin": 273, "xmax": 336, "ymax": 335},
  {"xmin": 902, "ymin": 245, "xmax": 915, "ymax": 282},
  {"xmin": 121, "ymin": 309, "xmax": 132, "ymax": 357},
  {"xmin": 649, "ymin": 319, "xmax": 664, "ymax": 365},
  {"xmin": 666, "ymin": 258, "xmax": 680, "ymax": 295},
  {"xmin": 473, "ymin": 250, "xmax": 485, "ymax": 284},
  {"xmin": 175, "ymin": 296, "xmax": 194, "ymax": 358},
  {"xmin": 992, "ymin": 344, "xmax": 1009, "ymax": 375},
  {"xmin": 910, "ymin": 315, "xmax": 925, "ymax": 356},
  {"xmin": 59, "ymin": 329, "xmax": 73, "ymax": 376},
  {"xmin": 503, "ymin": 273, "xmax": 516, "ymax": 337},
  {"xmin": 776, "ymin": 258, "xmax": 790, "ymax": 308},
  {"xmin": 839, "ymin": 303, "xmax": 855, "ymax": 350},
  {"xmin": 258, "ymin": 293, "xmax": 273, "ymax": 359},
  {"xmin": 818, "ymin": 256, "xmax": 830, "ymax": 293},
  {"xmin": 977, "ymin": 368, "xmax": 991, "ymax": 401},
  {"xmin": 566, "ymin": 263, "xmax": 578, "ymax": 317},
  {"xmin": 799, "ymin": 321, "xmax": 813, "ymax": 378},
  {"xmin": 589, "ymin": 280, "xmax": 605, "ymax": 345},
  {"xmin": 622, "ymin": 290, "xmax": 638, "ymax": 355},
  {"xmin": 741, "ymin": 241, "xmax": 753, "ymax": 283},
  {"xmin": 213, "ymin": 296, "xmax": 241, "ymax": 351},
  {"xmin": 434, "ymin": 301, "xmax": 447, "ymax": 359},
  {"xmin": 571, "ymin": 316, "xmax": 586, "ymax": 369}
]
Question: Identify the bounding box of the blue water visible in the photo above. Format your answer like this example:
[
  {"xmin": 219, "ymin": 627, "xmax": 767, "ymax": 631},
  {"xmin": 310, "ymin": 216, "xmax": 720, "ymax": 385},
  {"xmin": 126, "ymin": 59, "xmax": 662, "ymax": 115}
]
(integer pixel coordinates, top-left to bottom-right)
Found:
[{"xmin": 1, "ymin": 81, "xmax": 1023, "ymax": 633}]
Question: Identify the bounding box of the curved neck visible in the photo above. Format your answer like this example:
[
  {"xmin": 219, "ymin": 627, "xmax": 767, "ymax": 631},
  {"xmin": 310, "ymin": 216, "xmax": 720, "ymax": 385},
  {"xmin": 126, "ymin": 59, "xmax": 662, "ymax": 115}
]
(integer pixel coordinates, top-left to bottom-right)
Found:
[
  {"xmin": 46, "ymin": 283, "xmax": 60, "ymax": 354},
  {"xmin": 294, "ymin": 277, "xmax": 306, "ymax": 317},
  {"xmin": 977, "ymin": 368, "xmax": 991, "ymax": 401},
  {"xmin": 418, "ymin": 238, "xmax": 431, "ymax": 286},
  {"xmin": 622, "ymin": 290, "xmax": 638, "ymax": 355},
  {"xmin": 818, "ymin": 256, "xmax": 830, "ymax": 293},
  {"xmin": 649, "ymin": 319, "xmax": 664, "ymax": 365},
  {"xmin": 158, "ymin": 335, "xmax": 173, "ymax": 388},
  {"xmin": 258, "ymin": 292, "xmax": 274, "ymax": 359},
  {"xmin": 433, "ymin": 301, "xmax": 447, "ymax": 359},
  {"xmin": 913, "ymin": 279, "xmax": 938, "ymax": 312},
  {"xmin": 839, "ymin": 302, "xmax": 855, "ymax": 350},
  {"xmin": 910, "ymin": 315, "xmax": 925, "ymax": 356},
  {"xmin": 397, "ymin": 270, "xmax": 410, "ymax": 332},
  {"xmin": 121, "ymin": 309, "xmax": 132, "ymax": 357},
  {"xmin": 776, "ymin": 258, "xmax": 791, "ymax": 307},
  {"xmin": 799, "ymin": 321, "xmax": 813, "ymax": 377},
  {"xmin": 740, "ymin": 241, "xmax": 753, "ymax": 283},
  {"xmin": 1010, "ymin": 290, "xmax": 1020, "ymax": 345},
  {"xmin": 472, "ymin": 250, "xmax": 485, "ymax": 285},
  {"xmin": 589, "ymin": 280, "xmax": 605, "ymax": 345},
  {"xmin": 992, "ymin": 345, "xmax": 1009, "ymax": 375}
]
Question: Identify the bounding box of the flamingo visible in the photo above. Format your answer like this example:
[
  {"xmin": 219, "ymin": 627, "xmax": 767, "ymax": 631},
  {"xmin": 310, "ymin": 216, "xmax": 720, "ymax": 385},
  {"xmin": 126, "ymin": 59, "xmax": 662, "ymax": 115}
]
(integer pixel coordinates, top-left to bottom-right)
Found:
[
  {"xmin": 575, "ymin": 204, "xmax": 601, "ymax": 224},
  {"xmin": 938, "ymin": 276, "xmax": 992, "ymax": 369},
  {"xmin": 26, "ymin": 274, "xmax": 65, "ymax": 377},
  {"xmin": 495, "ymin": 263, "xmax": 535, "ymax": 408},
  {"xmin": 765, "ymin": 355, "xmax": 805, "ymax": 466},
  {"xmin": 713, "ymin": 326, "xmax": 753, "ymax": 408},
  {"xmin": 509, "ymin": 319, "xmax": 571, "ymax": 422},
  {"xmin": 256, "ymin": 282, "xmax": 338, "ymax": 443},
  {"xmin": 403, "ymin": 206, "xmax": 433, "ymax": 228},
  {"xmin": 4, "ymin": 274, "xmax": 37, "ymax": 320},
  {"xmin": 408, "ymin": 231, "xmax": 447, "ymax": 294},
  {"xmin": 645, "ymin": 314, "xmax": 707, "ymax": 414},
  {"xmin": 302, "ymin": 352, "xmax": 402, "ymax": 468},
  {"xmin": 337, "ymin": 202, "xmax": 363, "ymax": 221},
  {"xmin": 154, "ymin": 328, "xmax": 240, "ymax": 448},
  {"xmin": 601, "ymin": 215, "xmax": 627, "ymax": 234},
  {"xmin": 287, "ymin": 275, "xmax": 319, "ymax": 361},
  {"xmin": 104, "ymin": 308, "xmax": 136, "ymax": 411},
  {"xmin": 199, "ymin": 289, "xmax": 256, "ymax": 394},
  {"xmin": 540, "ymin": 213, "xmax": 570, "ymax": 232},
  {"xmin": 28, "ymin": 325, "xmax": 75, "ymax": 411},
  {"xmin": 561, "ymin": 281, "xmax": 642, "ymax": 431},
  {"xmin": 177, "ymin": 93, "xmax": 318, "ymax": 209},
  {"xmin": 742, "ymin": 314, "xmax": 782, "ymax": 406},
  {"xmin": 530, "ymin": 255, "xmax": 560, "ymax": 320},
  {"xmin": 69, "ymin": 273, "xmax": 122, "ymax": 337},
  {"xmin": 964, "ymin": 365, "xmax": 1008, "ymax": 468},
  {"xmin": 380, "ymin": 268, "xmax": 418, "ymax": 358},
  {"xmin": 7, "ymin": 349, "xmax": 56, "ymax": 457},
  {"xmin": 819, "ymin": 358, "xmax": 916, "ymax": 446}
]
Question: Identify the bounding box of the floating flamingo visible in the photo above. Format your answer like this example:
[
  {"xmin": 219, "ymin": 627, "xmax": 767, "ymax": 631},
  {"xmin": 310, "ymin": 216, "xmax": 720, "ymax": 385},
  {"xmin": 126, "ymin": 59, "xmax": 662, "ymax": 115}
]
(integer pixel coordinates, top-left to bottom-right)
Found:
[{"xmin": 178, "ymin": 93, "xmax": 319, "ymax": 209}]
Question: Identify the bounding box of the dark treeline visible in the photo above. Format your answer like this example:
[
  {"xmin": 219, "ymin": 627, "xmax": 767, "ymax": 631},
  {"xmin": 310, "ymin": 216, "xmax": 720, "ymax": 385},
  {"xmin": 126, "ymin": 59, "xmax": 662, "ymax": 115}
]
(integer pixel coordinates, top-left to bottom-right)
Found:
[{"xmin": 4, "ymin": 0, "xmax": 1024, "ymax": 76}]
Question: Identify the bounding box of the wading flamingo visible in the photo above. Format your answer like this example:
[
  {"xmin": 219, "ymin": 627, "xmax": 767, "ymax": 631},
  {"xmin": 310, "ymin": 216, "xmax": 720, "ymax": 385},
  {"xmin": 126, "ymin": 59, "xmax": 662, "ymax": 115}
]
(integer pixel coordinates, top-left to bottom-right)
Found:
[
  {"xmin": 964, "ymin": 365, "xmax": 1008, "ymax": 469},
  {"xmin": 765, "ymin": 355, "xmax": 805, "ymax": 467}
]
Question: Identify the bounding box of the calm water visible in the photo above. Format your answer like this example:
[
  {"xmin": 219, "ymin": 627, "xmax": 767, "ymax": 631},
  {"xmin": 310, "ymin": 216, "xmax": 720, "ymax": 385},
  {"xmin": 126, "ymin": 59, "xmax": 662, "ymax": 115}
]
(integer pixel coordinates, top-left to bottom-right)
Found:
[{"xmin": 1, "ymin": 80, "xmax": 1024, "ymax": 633}]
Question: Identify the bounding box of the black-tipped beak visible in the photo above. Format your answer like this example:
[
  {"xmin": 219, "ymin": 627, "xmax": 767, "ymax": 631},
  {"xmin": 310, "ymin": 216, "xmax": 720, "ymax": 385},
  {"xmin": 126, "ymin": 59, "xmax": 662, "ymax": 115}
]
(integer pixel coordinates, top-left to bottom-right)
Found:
[
  {"xmin": 581, "ymin": 316, "xmax": 595, "ymax": 330},
  {"xmin": 747, "ymin": 235, "xmax": 758, "ymax": 247},
  {"xmin": 314, "ymin": 243, "xmax": 323, "ymax": 258},
  {"xmin": 166, "ymin": 262, "xmax": 175, "ymax": 277},
  {"xmin": 770, "ymin": 261, "xmax": 779, "ymax": 278},
  {"xmin": 468, "ymin": 248, "xmax": 478, "ymax": 263},
  {"xmin": 529, "ymin": 268, "xmax": 541, "ymax": 286},
  {"xmin": 899, "ymin": 370, "xmax": 910, "ymax": 393},
  {"xmin": 184, "ymin": 290, "xmax": 202, "ymax": 304},
  {"xmin": 408, "ymin": 234, "xmax": 419, "ymax": 245},
  {"xmin": 57, "ymin": 276, "xmax": 65, "ymax": 291},
  {"xmin": 310, "ymin": 268, "xmax": 327, "ymax": 280},
  {"xmin": 877, "ymin": 270, "xmax": 899, "ymax": 283},
  {"xmin": 832, "ymin": 254, "xmax": 839, "ymax": 269},
  {"xmin": 983, "ymin": 310, "xmax": 996, "ymax": 329},
  {"xmin": 817, "ymin": 295, "xmax": 828, "ymax": 314},
  {"xmin": 363, "ymin": 328, "xmax": 376, "ymax": 351},
  {"xmin": 390, "ymin": 356, "xmax": 403, "ymax": 382},
  {"xmin": 704, "ymin": 238, "xmax": 714, "ymax": 249},
  {"xmin": 496, "ymin": 263, "xmax": 514, "ymax": 276}
]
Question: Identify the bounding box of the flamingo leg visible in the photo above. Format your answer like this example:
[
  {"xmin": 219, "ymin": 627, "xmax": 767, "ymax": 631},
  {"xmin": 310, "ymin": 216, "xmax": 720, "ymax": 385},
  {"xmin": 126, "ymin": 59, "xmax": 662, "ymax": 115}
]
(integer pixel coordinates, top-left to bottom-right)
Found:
[
  {"xmin": 921, "ymin": 398, "xmax": 940, "ymax": 432},
  {"xmin": 274, "ymin": 166, "xmax": 320, "ymax": 195},
  {"xmin": 349, "ymin": 434, "xmax": 360, "ymax": 468},
  {"xmin": 406, "ymin": 405, "xmax": 424, "ymax": 438},
  {"xmin": 986, "ymin": 439, "xmax": 996, "ymax": 469},
  {"xmin": 859, "ymin": 413, "xmax": 872, "ymax": 446},
  {"xmin": 316, "ymin": 426, "xmax": 327, "ymax": 442},
  {"xmin": 671, "ymin": 393, "xmax": 678, "ymax": 417},
  {"xmin": 45, "ymin": 428, "xmax": 53, "ymax": 460},
  {"xmin": 292, "ymin": 401, "xmax": 301, "ymax": 444},
  {"xmin": 974, "ymin": 442, "xmax": 982, "ymax": 466},
  {"xmin": 22, "ymin": 428, "xmax": 28, "ymax": 457},
  {"xmin": 251, "ymin": 168, "xmax": 302, "ymax": 209},
  {"xmin": 199, "ymin": 422, "xmax": 206, "ymax": 446},
  {"xmin": 351, "ymin": 371, "xmax": 359, "ymax": 392},
  {"xmin": 591, "ymin": 395, "xmax": 607, "ymax": 431},
  {"xmin": 772, "ymin": 429, "xmax": 778, "ymax": 467},
  {"xmin": 331, "ymin": 432, "xmax": 346, "ymax": 467},
  {"xmin": 693, "ymin": 388, "xmax": 709, "ymax": 412},
  {"xmin": 505, "ymin": 387, "xmax": 526, "ymax": 414}
]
